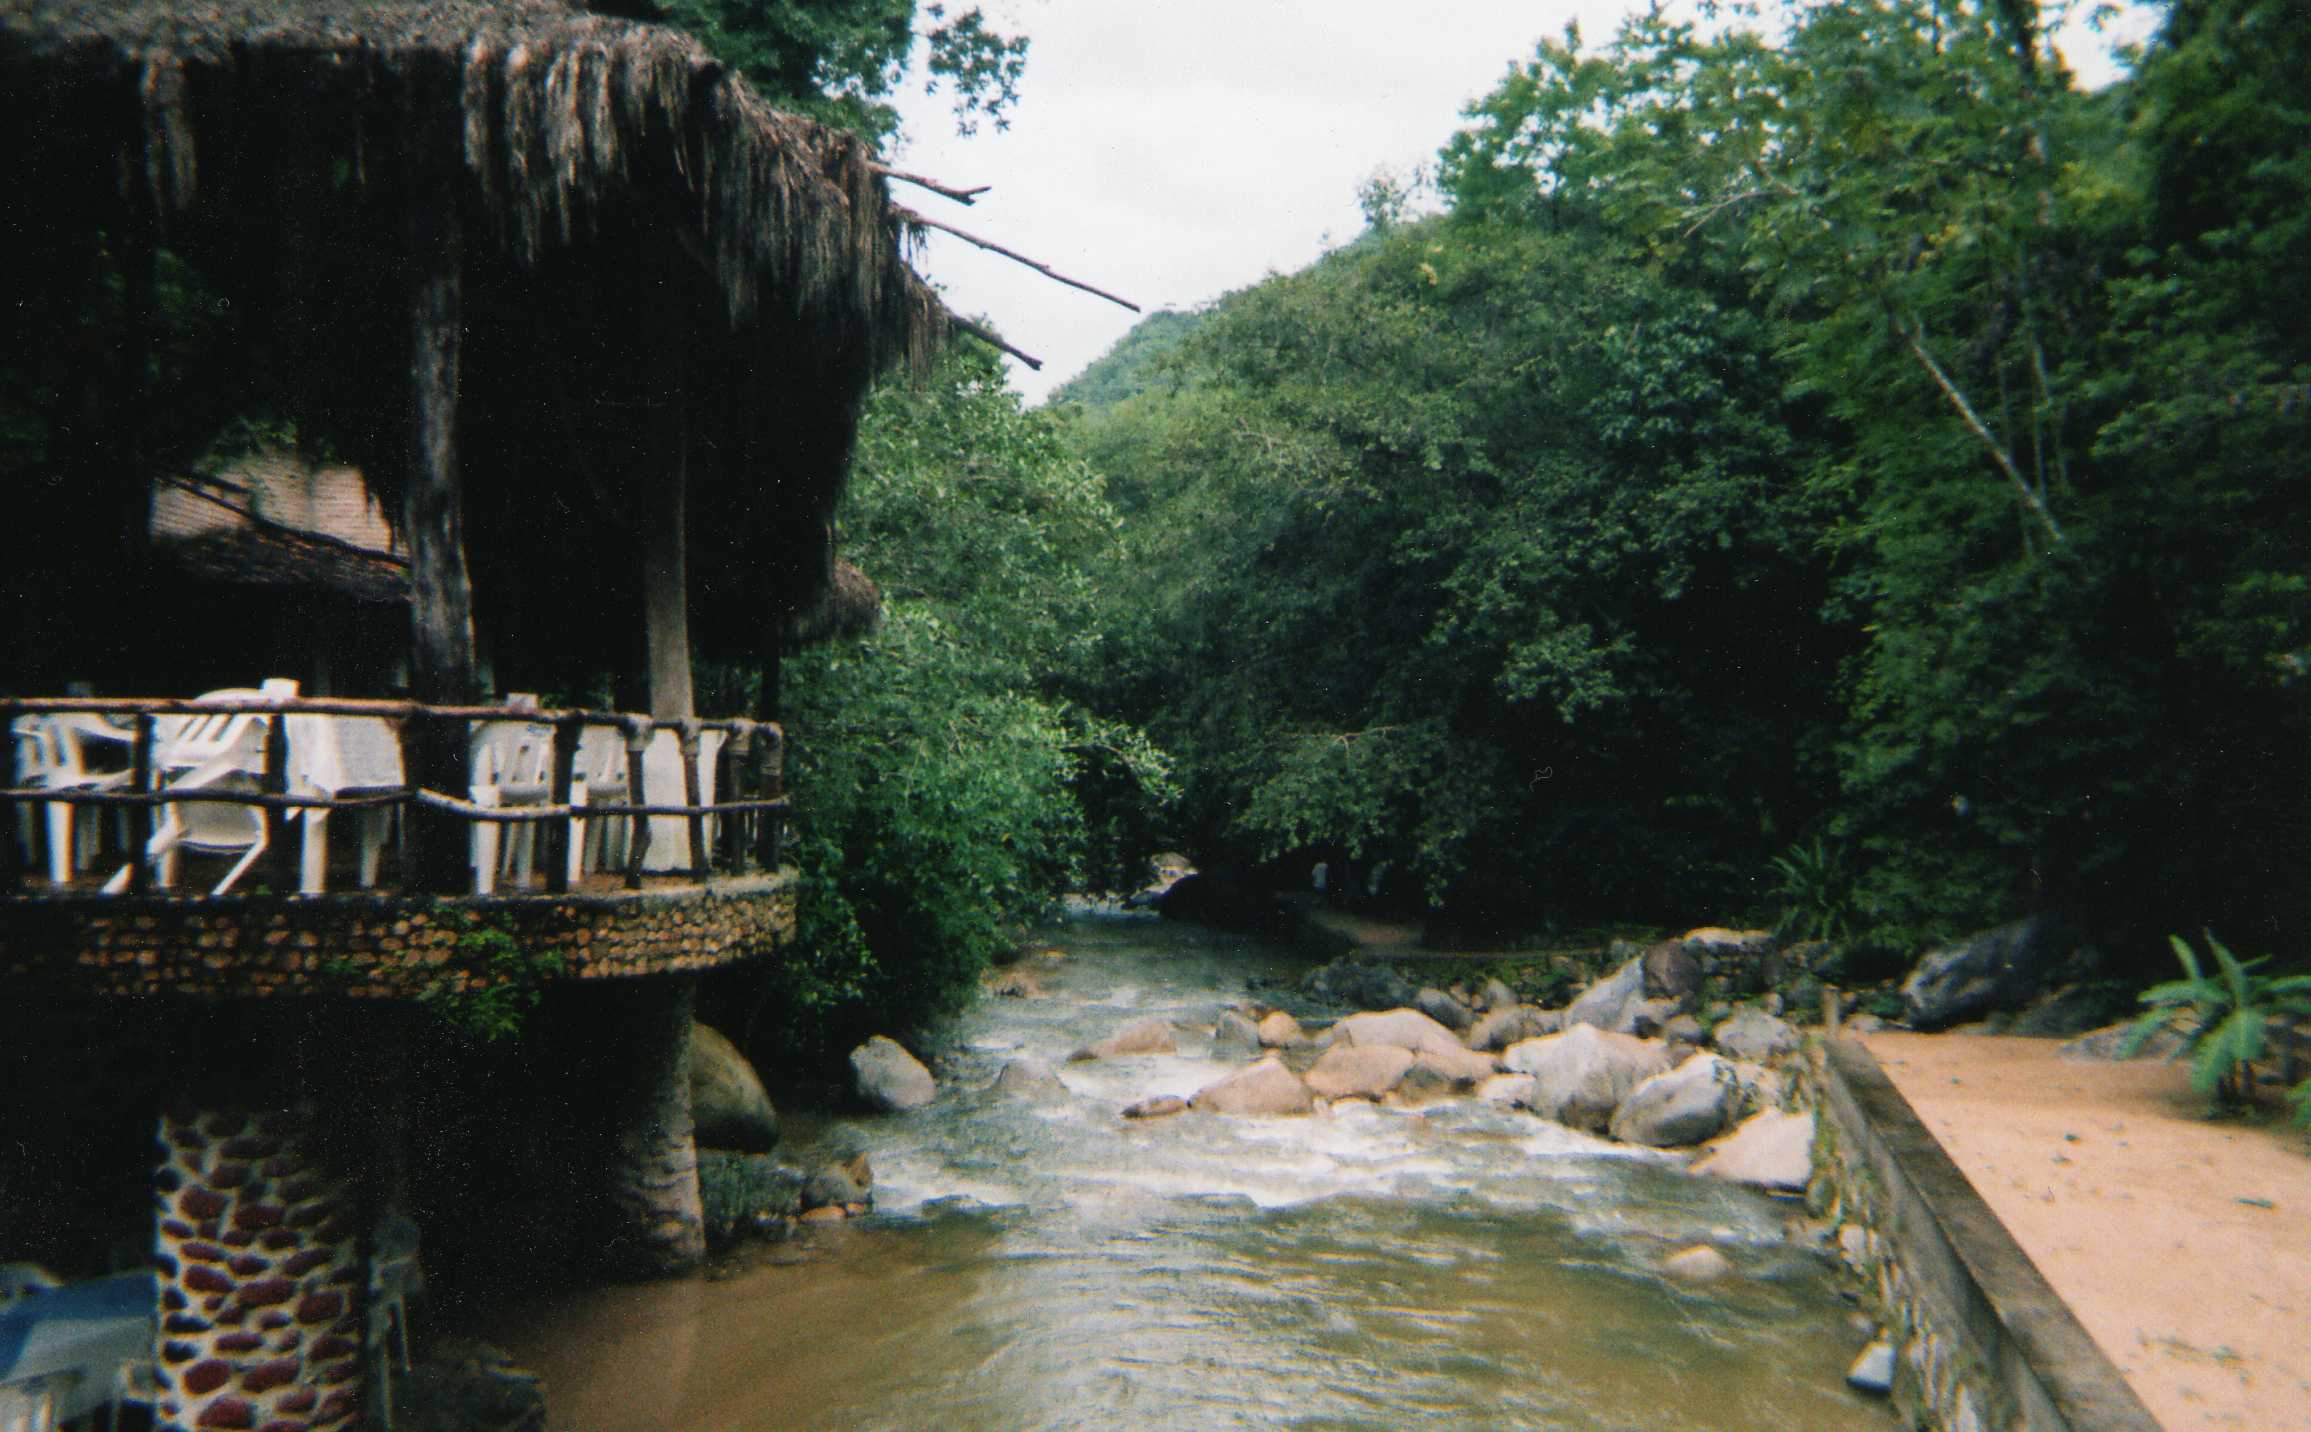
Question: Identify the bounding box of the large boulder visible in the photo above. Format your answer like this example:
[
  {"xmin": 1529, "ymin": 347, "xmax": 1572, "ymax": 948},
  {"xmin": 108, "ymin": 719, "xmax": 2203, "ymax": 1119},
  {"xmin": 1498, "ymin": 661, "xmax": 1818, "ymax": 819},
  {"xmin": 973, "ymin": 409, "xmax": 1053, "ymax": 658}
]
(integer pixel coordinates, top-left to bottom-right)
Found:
[
  {"xmin": 1192, "ymin": 1057, "xmax": 1315, "ymax": 1116},
  {"xmin": 1641, "ymin": 940, "xmax": 1704, "ymax": 1005},
  {"xmin": 1303, "ymin": 1044, "xmax": 1416, "ymax": 1100},
  {"xmin": 2058, "ymin": 1019, "xmax": 2187, "ymax": 1062},
  {"xmin": 1563, "ymin": 957, "xmax": 1648, "ymax": 1034},
  {"xmin": 1466, "ymin": 1004, "xmax": 1561, "ymax": 1052},
  {"xmin": 1301, "ymin": 959, "xmax": 1421, "ymax": 1012},
  {"xmin": 1501, "ymin": 1025, "xmax": 1676, "ymax": 1133},
  {"xmin": 1327, "ymin": 1008, "xmax": 1467, "ymax": 1057},
  {"xmin": 690, "ymin": 1022, "xmax": 779, "ymax": 1152},
  {"xmin": 1121, "ymin": 851, "xmax": 1197, "ymax": 909},
  {"xmin": 1410, "ymin": 1044, "xmax": 1500, "ymax": 1085},
  {"xmin": 1711, "ymin": 1008, "xmax": 1800, "ymax": 1064},
  {"xmin": 1609, "ymin": 1054, "xmax": 1743, "ymax": 1147},
  {"xmin": 1900, "ymin": 915, "xmax": 2087, "ymax": 1030},
  {"xmin": 1690, "ymin": 1109, "xmax": 1815, "ymax": 1192},
  {"xmin": 395, "ymin": 1340, "xmax": 547, "ymax": 1432},
  {"xmin": 1475, "ymin": 1073, "xmax": 1539, "ymax": 1108},
  {"xmin": 1415, "ymin": 987, "xmax": 1477, "ymax": 1033},
  {"xmin": 1069, "ymin": 1016, "xmax": 1178, "ymax": 1062},
  {"xmin": 1478, "ymin": 977, "xmax": 1520, "ymax": 1012},
  {"xmin": 850, "ymin": 1035, "xmax": 937, "ymax": 1112}
]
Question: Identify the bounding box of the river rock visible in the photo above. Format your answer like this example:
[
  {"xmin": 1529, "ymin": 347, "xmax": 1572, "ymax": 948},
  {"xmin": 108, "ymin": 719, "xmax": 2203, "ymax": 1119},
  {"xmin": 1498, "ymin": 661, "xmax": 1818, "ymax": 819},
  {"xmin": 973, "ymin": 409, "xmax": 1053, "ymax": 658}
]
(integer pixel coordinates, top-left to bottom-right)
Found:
[
  {"xmin": 1661, "ymin": 1014, "xmax": 1706, "ymax": 1048},
  {"xmin": 1388, "ymin": 1057, "xmax": 1464, "ymax": 1107},
  {"xmin": 1609, "ymin": 1054, "xmax": 1742, "ymax": 1147},
  {"xmin": 1154, "ymin": 869, "xmax": 1276, "ymax": 929},
  {"xmin": 1256, "ymin": 1010, "xmax": 1309, "ymax": 1048},
  {"xmin": 1327, "ymin": 1008, "xmax": 1467, "ymax": 1057},
  {"xmin": 1901, "ymin": 915, "xmax": 2087, "ymax": 1029},
  {"xmin": 1712, "ymin": 1008, "xmax": 1800, "ymax": 1064},
  {"xmin": 1563, "ymin": 956, "xmax": 1648, "ymax": 1033},
  {"xmin": 1192, "ymin": 1057, "xmax": 1315, "ymax": 1116},
  {"xmin": 1641, "ymin": 940, "xmax": 1705, "ymax": 1004},
  {"xmin": 986, "ymin": 967, "xmax": 1047, "ymax": 999},
  {"xmin": 1304, "ymin": 1044, "xmax": 1416, "ymax": 1100},
  {"xmin": 1415, "ymin": 987, "xmax": 1477, "ymax": 1033},
  {"xmin": 1302, "ymin": 958, "xmax": 1421, "ymax": 1012},
  {"xmin": 1690, "ymin": 1109, "xmax": 1815, "ymax": 1192},
  {"xmin": 1123, "ymin": 1094, "xmax": 1189, "ymax": 1120},
  {"xmin": 802, "ymin": 1154, "xmax": 872, "ymax": 1212},
  {"xmin": 993, "ymin": 1058, "xmax": 1072, "ymax": 1104},
  {"xmin": 1661, "ymin": 1246, "xmax": 1734, "ymax": 1283},
  {"xmin": 1476, "ymin": 1073, "xmax": 1539, "ymax": 1108},
  {"xmin": 1628, "ymin": 997, "xmax": 1684, "ymax": 1038},
  {"xmin": 1466, "ymin": 1004, "xmax": 1560, "ymax": 1052},
  {"xmin": 1847, "ymin": 1339, "xmax": 1897, "ymax": 1394},
  {"xmin": 2058, "ymin": 1019, "xmax": 2186, "ymax": 1062},
  {"xmin": 851, "ymin": 1035, "xmax": 937, "ymax": 1112},
  {"xmin": 1121, "ymin": 851, "xmax": 1197, "ymax": 909},
  {"xmin": 1501, "ymin": 1024, "xmax": 1675, "ymax": 1133},
  {"xmin": 690, "ymin": 1022, "xmax": 779, "ymax": 1152},
  {"xmin": 1213, "ymin": 1008, "xmax": 1263, "ymax": 1054},
  {"xmin": 1070, "ymin": 1016, "xmax": 1179, "ymax": 1062},
  {"xmin": 1412, "ymin": 1044, "xmax": 1499, "ymax": 1085},
  {"xmin": 1478, "ymin": 977, "xmax": 1519, "ymax": 1012}
]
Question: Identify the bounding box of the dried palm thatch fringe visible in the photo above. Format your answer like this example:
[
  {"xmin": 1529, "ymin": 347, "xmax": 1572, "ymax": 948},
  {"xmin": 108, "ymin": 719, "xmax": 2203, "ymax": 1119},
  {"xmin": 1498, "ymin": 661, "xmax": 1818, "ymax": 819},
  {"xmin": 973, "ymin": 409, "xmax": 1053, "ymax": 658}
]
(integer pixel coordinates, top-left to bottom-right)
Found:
[
  {"xmin": 783, "ymin": 559, "xmax": 882, "ymax": 648},
  {"xmin": 3, "ymin": 0, "xmax": 948, "ymax": 372}
]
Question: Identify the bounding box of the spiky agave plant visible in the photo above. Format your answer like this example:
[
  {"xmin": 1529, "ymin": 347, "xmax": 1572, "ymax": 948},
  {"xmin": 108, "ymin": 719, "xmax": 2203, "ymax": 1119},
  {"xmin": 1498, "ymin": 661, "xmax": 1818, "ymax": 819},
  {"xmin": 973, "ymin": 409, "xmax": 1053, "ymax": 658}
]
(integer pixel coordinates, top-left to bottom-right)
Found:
[{"xmin": 2122, "ymin": 932, "xmax": 2311, "ymax": 1107}]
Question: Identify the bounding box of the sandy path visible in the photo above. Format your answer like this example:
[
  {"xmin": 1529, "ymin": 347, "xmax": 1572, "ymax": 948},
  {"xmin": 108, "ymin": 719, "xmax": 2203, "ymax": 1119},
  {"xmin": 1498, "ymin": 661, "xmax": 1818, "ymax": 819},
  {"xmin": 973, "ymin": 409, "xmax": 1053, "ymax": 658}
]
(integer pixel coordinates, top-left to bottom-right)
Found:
[{"xmin": 1859, "ymin": 1031, "xmax": 2311, "ymax": 1430}]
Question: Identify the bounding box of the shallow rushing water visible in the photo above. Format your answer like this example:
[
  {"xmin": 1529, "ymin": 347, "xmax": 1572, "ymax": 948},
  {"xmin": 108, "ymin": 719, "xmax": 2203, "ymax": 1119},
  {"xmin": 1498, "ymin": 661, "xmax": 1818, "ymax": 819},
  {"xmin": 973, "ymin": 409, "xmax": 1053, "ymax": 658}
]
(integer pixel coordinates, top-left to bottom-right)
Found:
[{"xmin": 491, "ymin": 912, "xmax": 1891, "ymax": 1430}]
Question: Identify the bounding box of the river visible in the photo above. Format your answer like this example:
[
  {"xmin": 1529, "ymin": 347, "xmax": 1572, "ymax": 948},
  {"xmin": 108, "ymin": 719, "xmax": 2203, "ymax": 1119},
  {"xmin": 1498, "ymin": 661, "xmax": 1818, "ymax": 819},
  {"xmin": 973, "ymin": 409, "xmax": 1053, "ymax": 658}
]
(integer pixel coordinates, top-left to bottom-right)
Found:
[{"xmin": 490, "ymin": 910, "xmax": 1892, "ymax": 1430}]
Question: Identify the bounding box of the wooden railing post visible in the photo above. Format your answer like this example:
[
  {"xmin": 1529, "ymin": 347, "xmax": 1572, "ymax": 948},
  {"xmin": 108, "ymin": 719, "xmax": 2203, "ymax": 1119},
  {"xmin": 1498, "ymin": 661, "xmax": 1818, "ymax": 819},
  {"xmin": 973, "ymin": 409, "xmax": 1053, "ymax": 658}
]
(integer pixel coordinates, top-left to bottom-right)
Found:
[
  {"xmin": 721, "ymin": 726, "xmax": 752, "ymax": 875},
  {"xmin": 544, "ymin": 716, "xmax": 578, "ymax": 895},
  {"xmin": 754, "ymin": 723, "xmax": 784, "ymax": 871},
  {"xmin": 0, "ymin": 709, "xmax": 21, "ymax": 885},
  {"xmin": 260, "ymin": 711, "xmax": 294, "ymax": 892},
  {"xmin": 128, "ymin": 712, "xmax": 156, "ymax": 894},
  {"xmin": 623, "ymin": 721, "xmax": 651, "ymax": 890}
]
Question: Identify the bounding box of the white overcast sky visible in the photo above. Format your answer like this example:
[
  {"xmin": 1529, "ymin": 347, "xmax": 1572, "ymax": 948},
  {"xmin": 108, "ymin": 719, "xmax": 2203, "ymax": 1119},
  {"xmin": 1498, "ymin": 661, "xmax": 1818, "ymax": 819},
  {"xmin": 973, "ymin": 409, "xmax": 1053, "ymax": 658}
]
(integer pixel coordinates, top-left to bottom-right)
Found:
[{"xmin": 887, "ymin": 1, "xmax": 2159, "ymax": 404}]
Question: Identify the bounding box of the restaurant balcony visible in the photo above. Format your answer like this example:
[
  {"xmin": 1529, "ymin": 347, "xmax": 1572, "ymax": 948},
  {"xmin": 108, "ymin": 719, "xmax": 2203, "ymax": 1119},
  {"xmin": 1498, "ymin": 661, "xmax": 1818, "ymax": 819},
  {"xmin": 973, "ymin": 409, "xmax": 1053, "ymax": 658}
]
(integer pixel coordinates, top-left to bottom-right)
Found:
[{"xmin": 1, "ymin": 691, "xmax": 795, "ymax": 1001}]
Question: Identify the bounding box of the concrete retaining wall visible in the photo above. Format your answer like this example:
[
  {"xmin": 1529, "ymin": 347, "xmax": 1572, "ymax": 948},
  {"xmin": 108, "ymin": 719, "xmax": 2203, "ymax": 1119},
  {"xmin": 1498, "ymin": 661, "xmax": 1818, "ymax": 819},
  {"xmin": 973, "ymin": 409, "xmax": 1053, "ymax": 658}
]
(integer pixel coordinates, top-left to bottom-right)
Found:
[{"xmin": 1804, "ymin": 1038, "xmax": 2160, "ymax": 1432}]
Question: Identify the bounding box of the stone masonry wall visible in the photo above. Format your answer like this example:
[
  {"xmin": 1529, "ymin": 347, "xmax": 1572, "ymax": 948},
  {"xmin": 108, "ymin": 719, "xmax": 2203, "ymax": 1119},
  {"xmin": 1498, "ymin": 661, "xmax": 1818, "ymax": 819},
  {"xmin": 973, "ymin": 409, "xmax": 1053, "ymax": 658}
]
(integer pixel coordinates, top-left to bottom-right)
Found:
[
  {"xmin": 154, "ymin": 1105, "xmax": 366, "ymax": 1432},
  {"xmin": 1802, "ymin": 1038, "xmax": 2161, "ymax": 1432},
  {"xmin": 0, "ymin": 875, "xmax": 792, "ymax": 1000}
]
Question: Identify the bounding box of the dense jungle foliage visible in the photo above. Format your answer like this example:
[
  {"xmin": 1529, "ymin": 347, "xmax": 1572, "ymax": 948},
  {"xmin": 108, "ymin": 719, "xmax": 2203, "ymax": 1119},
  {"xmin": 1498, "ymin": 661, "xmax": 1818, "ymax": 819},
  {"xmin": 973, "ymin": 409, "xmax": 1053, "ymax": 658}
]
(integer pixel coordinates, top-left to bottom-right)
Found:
[{"xmin": 1057, "ymin": 0, "xmax": 2309, "ymax": 969}]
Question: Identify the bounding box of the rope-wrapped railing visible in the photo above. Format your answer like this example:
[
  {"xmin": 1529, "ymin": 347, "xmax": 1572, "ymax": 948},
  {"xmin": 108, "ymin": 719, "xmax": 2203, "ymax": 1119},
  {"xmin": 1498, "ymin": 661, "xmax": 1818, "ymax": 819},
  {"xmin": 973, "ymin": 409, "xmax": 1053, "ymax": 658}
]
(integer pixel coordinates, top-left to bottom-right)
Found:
[{"xmin": 1, "ymin": 694, "xmax": 790, "ymax": 898}]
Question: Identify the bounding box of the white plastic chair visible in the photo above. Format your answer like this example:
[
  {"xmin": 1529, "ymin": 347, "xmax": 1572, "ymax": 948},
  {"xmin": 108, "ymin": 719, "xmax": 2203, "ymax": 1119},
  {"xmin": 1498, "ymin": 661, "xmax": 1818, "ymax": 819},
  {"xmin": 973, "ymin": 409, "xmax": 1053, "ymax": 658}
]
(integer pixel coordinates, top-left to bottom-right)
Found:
[
  {"xmin": 11, "ymin": 717, "xmax": 132, "ymax": 885},
  {"xmin": 109, "ymin": 680, "xmax": 295, "ymax": 895},
  {"xmin": 572, "ymin": 724, "xmax": 634, "ymax": 878},
  {"xmin": 284, "ymin": 713, "xmax": 399, "ymax": 894},
  {"xmin": 468, "ymin": 699, "xmax": 555, "ymax": 895}
]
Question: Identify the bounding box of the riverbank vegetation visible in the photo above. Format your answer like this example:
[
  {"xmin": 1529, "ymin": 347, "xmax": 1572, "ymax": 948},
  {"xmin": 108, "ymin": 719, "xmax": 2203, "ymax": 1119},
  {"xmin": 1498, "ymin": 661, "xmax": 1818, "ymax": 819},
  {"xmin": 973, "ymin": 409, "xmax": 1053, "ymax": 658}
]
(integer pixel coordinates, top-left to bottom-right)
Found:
[{"xmin": 1058, "ymin": 0, "xmax": 2308, "ymax": 978}]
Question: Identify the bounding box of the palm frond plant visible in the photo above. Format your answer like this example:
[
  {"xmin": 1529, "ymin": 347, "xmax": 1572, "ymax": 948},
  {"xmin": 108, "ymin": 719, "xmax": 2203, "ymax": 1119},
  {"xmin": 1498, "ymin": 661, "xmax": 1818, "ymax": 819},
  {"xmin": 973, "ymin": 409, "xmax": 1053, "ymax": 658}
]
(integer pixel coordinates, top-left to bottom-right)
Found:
[
  {"xmin": 1768, "ymin": 838, "xmax": 1857, "ymax": 946},
  {"xmin": 2121, "ymin": 932, "xmax": 2311, "ymax": 1107}
]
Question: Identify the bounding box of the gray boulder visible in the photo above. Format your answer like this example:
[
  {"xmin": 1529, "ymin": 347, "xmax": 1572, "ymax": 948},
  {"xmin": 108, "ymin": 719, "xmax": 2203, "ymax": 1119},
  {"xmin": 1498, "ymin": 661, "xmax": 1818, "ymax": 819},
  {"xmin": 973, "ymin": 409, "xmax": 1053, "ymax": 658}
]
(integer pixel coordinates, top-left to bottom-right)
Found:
[
  {"xmin": 1609, "ymin": 1054, "xmax": 1742, "ymax": 1147},
  {"xmin": 690, "ymin": 1022, "xmax": 779, "ymax": 1152},
  {"xmin": 1661, "ymin": 1014, "xmax": 1707, "ymax": 1048},
  {"xmin": 1411, "ymin": 1044, "xmax": 1499, "ymax": 1085},
  {"xmin": 1501, "ymin": 1024, "xmax": 1676, "ymax": 1133},
  {"xmin": 1847, "ymin": 1340, "xmax": 1896, "ymax": 1395},
  {"xmin": 801, "ymin": 1154, "xmax": 872, "ymax": 1212},
  {"xmin": 1641, "ymin": 940, "xmax": 1704, "ymax": 1004},
  {"xmin": 1327, "ymin": 1008, "xmax": 1467, "ymax": 1057},
  {"xmin": 1563, "ymin": 957, "xmax": 1648, "ymax": 1033},
  {"xmin": 1475, "ymin": 1073, "xmax": 1539, "ymax": 1108},
  {"xmin": 1690, "ymin": 1109, "xmax": 1815, "ymax": 1192},
  {"xmin": 1466, "ymin": 1004, "xmax": 1560, "ymax": 1052},
  {"xmin": 1302, "ymin": 959, "xmax": 1421, "ymax": 1012},
  {"xmin": 1192, "ymin": 1057, "xmax": 1315, "ymax": 1116},
  {"xmin": 1123, "ymin": 1094, "xmax": 1189, "ymax": 1120},
  {"xmin": 2058, "ymin": 1019, "xmax": 2186, "ymax": 1062},
  {"xmin": 1212, "ymin": 1008, "xmax": 1263, "ymax": 1055},
  {"xmin": 1478, "ymin": 977, "xmax": 1520, "ymax": 1012},
  {"xmin": 993, "ymin": 1058, "xmax": 1072, "ymax": 1104},
  {"xmin": 1661, "ymin": 1246, "xmax": 1734, "ymax": 1284},
  {"xmin": 1415, "ymin": 987, "xmax": 1477, "ymax": 1033},
  {"xmin": 850, "ymin": 1035, "xmax": 937, "ymax": 1112},
  {"xmin": 1070, "ymin": 1016, "xmax": 1178, "ymax": 1062},
  {"xmin": 1256, "ymin": 1010, "xmax": 1310, "ymax": 1048},
  {"xmin": 1304, "ymin": 1044, "xmax": 1415, "ymax": 1100},
  {"xmin": 1712, "ymin": 1008, "xmax": 1801, "ymax": 1064},
  {"xmin": 1388, "ymin": 1057, "xmax": 1464, "ymax": 1107},
  {"xmin": 1901, "ymin": 915, "xmax": 2087, "ymax": 1029}
]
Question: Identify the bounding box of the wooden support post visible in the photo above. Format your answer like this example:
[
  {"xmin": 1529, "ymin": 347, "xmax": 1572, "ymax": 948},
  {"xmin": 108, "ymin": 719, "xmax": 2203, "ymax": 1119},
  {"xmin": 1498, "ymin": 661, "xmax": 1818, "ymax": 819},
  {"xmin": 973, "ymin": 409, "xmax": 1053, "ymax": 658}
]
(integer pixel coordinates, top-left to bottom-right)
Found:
[
  {"xmin": 128, "ymin": 712, "xmax": 156, "ymax": 893},
  {"xmin": 624, "ymin": 730, "xmax": 651, "ymax": 890},
  {"xmin": 0, "ymin": 716, "xmax": 20, "ymax": 886},
  {"xmin": 400, "ymin": 178, "xmax": 478, "ymax": 893},
  {"xmin": 755, "ymin": 724, "xmax": 784, "ymax": 871},
  {"xmin": 638, "ymin": 261, "xmax": 698, "ymax": 876},
  {"xmin": 720, "ymin": 728, "xmax": 751, "ymax": 874}
]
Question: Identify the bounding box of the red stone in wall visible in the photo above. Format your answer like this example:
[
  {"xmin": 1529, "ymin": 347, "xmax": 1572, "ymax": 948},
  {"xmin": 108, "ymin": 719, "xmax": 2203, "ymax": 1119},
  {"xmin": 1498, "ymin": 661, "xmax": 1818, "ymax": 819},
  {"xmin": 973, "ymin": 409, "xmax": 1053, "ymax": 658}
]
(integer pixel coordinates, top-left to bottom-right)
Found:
[{"xmin": 154, "ymin": 1107, "xmax": 366, "ymax": 1432}]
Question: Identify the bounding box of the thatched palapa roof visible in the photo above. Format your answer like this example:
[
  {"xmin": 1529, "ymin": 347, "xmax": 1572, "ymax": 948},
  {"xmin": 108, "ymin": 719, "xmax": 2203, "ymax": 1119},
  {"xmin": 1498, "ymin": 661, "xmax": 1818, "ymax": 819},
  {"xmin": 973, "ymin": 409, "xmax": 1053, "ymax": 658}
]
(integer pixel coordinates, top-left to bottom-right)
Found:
[{"xmin": 0, "ymin": 0, "xmax": 952, "ymax": 688}]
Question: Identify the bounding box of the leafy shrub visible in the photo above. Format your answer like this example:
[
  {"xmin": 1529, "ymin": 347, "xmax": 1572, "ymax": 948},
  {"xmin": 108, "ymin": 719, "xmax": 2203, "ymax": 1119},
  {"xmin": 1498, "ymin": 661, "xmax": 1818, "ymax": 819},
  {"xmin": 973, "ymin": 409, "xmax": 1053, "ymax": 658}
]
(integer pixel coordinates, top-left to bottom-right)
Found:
[
  {"xmin": 2122, "ymin": 932, "xmax": 2311, "ymax": 1105},
  {"xmin": 1769, "ymin": 838, "xmax": 1857, "ymax": 946}
]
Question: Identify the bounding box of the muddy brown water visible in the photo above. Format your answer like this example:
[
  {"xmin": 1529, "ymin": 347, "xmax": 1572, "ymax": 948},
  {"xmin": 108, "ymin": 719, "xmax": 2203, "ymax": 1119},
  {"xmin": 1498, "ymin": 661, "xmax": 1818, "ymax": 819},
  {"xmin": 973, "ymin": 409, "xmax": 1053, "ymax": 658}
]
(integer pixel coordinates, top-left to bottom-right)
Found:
[{"xmin": 487, "ymin": 912, "xmax": 1893, "ymax": 1430}]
